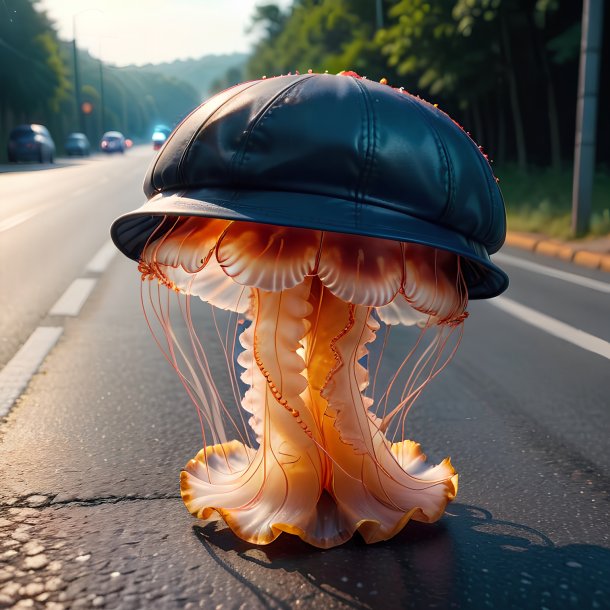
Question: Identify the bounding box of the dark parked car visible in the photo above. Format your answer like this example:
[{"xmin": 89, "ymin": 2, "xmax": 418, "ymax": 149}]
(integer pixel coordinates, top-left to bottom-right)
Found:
[
  {"xmin": 64, "ymin": 132, "xmax": 90, "ymax": 156},
  {"xmin": 7, "ymin": 124, "xmax": 56, "ymax": 163},
  {"xmin": 100, "ymin": 131, "xmax": 126, "ymax": 153}
]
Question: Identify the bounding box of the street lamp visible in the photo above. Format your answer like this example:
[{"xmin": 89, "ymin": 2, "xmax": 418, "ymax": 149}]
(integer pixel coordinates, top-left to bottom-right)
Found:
[{"xmin": 72, "ymin": 9, "xmax": 104, "ymax": 134}]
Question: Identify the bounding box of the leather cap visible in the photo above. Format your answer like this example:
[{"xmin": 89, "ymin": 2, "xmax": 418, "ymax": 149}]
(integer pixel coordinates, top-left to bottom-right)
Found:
[{"xmin": 111, "ymin": 73, "xmax": 508, "ymax": 298}]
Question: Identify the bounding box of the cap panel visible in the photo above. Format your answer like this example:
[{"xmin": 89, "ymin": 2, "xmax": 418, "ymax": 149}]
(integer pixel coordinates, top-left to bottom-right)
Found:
[
  {"xmin": 178, "ymin": 75, "xmax": 306, "ymax": 190},
  {"xmin": 428, "ymin": 104, "xmax": 506, "ymax": 252},
  {"xmin": 235, "ymin": 74, "xmax": 364, "ymax": 202},
  {"xmin": 144, "ymin": 80, "xmax": 262, "ymax": 198},
  {"xmin": 362, "ymin": 81, "xmax": 451, "ymax": 225}
]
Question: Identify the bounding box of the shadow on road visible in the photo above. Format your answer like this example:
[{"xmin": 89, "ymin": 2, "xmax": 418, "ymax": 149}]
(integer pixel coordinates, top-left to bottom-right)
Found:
[
  {"xmin": 193, "ymin": 503, "xmax": 609, "ymax": 609},
  {"xmin": 0, "ymin": 159, "xmax": 91, "ymax": 173}
]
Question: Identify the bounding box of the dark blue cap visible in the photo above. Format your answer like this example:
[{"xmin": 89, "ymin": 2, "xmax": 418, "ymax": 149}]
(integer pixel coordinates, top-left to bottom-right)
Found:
[{"xmin": 111, "ymin": 73, "xmax": 508, "ymax": 298}]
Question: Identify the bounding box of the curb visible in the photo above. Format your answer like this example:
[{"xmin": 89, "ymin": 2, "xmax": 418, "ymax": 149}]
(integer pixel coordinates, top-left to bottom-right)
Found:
[{"xmin": 505, "ymin": 232, "xmax": 610, "ymax": 273}]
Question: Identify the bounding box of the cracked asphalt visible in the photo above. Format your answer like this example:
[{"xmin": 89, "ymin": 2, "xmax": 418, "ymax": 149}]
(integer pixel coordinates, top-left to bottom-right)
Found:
[{"xmin": 1, "ymin": 151, "xmax": 609, "ymax": 609}]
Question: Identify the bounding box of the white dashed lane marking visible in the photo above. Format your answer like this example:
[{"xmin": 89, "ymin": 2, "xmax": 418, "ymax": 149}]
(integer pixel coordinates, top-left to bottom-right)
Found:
[
  {"xmin": 0, "ymin": 208, "xmax": 44, "ymax": 233},
  {"xmin": 49, "ymin": 278, "xmax": 98, "ymax": 317},
  {"xmin": 85, "ymin": 240, "xmax": 118, "ymax": 274},
  {"xmin": 0, "ymin": 327, "xmax": 63, "ymax": 417},
  {"xmin": 0, "ymin": 240, "xmax": 119, "ymax": 418}
]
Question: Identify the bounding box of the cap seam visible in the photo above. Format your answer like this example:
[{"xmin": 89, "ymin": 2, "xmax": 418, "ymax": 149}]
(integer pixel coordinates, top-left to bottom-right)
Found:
[
  {"xmin": 231, "ymin": 75, "xmax": 316, "ymax": 182},
  {"xmin": 148, "ymin": 96, "xmax": 204, "ymax": 194},
  {"xmin": 471, "ymin": 137, "xmax": 501, "ymax": 251},
  {"xmin": 173, "ymin": 80, "xmax": 262, "ymax": 188},
  {"xmin": 353, "ymin": 78, "xmax": 377, "ymax": 210},
  {"xmin": 398, "ymin": 93, "xmax": 453, "ymax": 222}
]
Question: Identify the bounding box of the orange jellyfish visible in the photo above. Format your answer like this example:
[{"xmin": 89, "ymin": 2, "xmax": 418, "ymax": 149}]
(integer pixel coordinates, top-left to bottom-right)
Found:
[{"xmin": 111, "ymin": 72, "xmax": 508, "ymax": 548}]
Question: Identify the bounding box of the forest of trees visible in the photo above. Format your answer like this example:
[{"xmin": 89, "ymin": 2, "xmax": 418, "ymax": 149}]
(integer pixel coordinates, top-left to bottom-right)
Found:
[
  {"xmin": 0, "ymin": 0, "xmax": 202, "ymax": 161},
  {"xmin": 1, "ymin": 0, "xmax": 607, "ymax": 175},
  {"xmin": 244, "ymin": 0, "xmax": 609, "ymax": 172}
]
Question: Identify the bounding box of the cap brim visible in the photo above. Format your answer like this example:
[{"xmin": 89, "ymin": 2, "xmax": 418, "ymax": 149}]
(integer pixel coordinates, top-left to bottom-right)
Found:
[{"xmin": 111, "ymin": 187, "xmax": 509, "ymax": 299}]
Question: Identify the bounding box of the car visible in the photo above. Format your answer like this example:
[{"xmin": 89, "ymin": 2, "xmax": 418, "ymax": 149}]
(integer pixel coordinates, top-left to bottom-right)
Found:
[
  {"xmin": 7, "ymin": 124, "xmax": 56, "ymax": 163},
  {"xmin": 152, "ymin": 125, "xmax": 171, "ymax": 151},
  {"xmin": 152, "ymin": 136, "xmax": 165, "ymax": 151},
  {"xmin": 100, "ymin": 131, "xmax": 126, "ymax": 153},
  {"xmin": 64, "ymin": 132, "xmax": 90, "ymax": 156}
]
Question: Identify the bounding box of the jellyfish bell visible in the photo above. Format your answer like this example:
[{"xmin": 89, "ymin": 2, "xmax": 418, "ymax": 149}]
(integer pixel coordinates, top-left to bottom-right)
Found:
[{"xmin": 111, "ymin": 72, "xmax": 508, "ymax": 548}]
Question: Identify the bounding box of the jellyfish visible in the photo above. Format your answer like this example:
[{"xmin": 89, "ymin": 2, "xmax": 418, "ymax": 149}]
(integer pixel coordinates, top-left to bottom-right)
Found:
[{"xmin": 111, "ymin": 72, "xmax": 508, "ymax": 549}]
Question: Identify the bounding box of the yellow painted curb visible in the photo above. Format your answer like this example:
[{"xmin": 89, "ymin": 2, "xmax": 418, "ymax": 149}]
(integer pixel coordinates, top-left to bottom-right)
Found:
[
  {"xmin": 599, "ymin": 254, "xmax": 610, "ymax": 273},
  {"xmin": 535, "ymin": 240, "xmax": 575, "ymax": 261},
  {"xmin": 505, "ymin": 233, "xmax": 539, "ymax": 250},
  {"xmin": 573, "ymin": 251, "xmax": 603, "ymax": 269},
  {"xmin": 506, "ymin": 231, "xmax": 610, "ymax": 273}
]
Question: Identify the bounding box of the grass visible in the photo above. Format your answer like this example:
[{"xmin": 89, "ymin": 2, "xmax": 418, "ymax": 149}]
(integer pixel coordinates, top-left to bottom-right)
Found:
[{"xmin": 494, "ymin": 165, "xmax": 610, "ymax": 240}]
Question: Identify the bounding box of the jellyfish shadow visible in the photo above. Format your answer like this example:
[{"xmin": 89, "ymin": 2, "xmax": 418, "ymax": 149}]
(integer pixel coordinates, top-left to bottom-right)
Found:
[{"xmin": 193, "ymin": 503, "xmax": 610, "ymax": 609}]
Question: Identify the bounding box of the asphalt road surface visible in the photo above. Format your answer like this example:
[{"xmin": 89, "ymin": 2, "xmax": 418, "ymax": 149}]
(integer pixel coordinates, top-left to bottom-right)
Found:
[{"xmin": 0, "ymin": 150, "xmax": 608, "ymax": 609}]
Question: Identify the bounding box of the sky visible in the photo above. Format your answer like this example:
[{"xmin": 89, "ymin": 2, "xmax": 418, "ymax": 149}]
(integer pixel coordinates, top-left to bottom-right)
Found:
[{"xmin": 36, "ymin": 0, "xmax": 292, "ymax": 66}]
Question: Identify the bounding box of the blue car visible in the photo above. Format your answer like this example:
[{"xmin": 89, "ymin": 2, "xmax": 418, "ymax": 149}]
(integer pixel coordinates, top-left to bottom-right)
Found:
[
  {"xmin": 65, "ymin": 132, "xmax": 90, "ymax": 156},
  {"xmin": 100, "ymin": 131, "xmax": 126, "ymax": 154},
  {"xmin": 7, "ymin": 124, "xmax": 56, "ymax": 163}
]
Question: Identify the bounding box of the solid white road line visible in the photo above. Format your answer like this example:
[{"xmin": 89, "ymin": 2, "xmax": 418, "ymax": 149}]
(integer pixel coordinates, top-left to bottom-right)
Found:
[
  {"xmin": 0, "ymin": 208, "xmax": 42, "ymax": 233},
  {"xmin": 493, "ymin": 252, "xmax": 610, "ymax": 294},
  {"xmin": 49, "ymin": 278, "xmax": 98, "ymax": 317},
  {"xmin": 0, "ymin": 327, "xmax": 63, "ymax": 417},
  {"xmin": 85, "ymin": 240, "xmax": 118, "ymax": 274},
  {"xmin": 490, "ymin": 296, "xmax": 610, "ymax": 361}
]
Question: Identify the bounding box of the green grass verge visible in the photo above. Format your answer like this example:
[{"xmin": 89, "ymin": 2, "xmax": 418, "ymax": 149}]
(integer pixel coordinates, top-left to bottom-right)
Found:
[{"xmin": 495, "ymin": 166, "xmax": 610, "ymax": 239}]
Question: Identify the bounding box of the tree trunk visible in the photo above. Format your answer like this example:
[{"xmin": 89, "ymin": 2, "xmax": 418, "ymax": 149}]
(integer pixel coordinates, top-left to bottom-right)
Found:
[
  {"xmin": 527, "ymin": 11, "xmax": 562, "ymax": 171},
  {"xmin": 483, "ymin": 92, "xmax": 496, "ymax": 160},
  {"xmin": 496, "ymin": 89, "xmax": 507, "ymax": 166},
  {"xmin": 545, "ymin": 73, "xmax": 562, "ymax": 171},
  {"xmin": 472, "ymin": 98, "xmax": 485, "ymax": 148},
  {"xmin": 500, "ymin": 13, "xmax": 528, "ymax": 171}
]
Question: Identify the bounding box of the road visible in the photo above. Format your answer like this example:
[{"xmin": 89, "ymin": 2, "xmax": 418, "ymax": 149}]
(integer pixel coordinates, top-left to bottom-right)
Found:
[{"xmin": 0, "ymin": 152, "xmax": 608, "ymax": 609}]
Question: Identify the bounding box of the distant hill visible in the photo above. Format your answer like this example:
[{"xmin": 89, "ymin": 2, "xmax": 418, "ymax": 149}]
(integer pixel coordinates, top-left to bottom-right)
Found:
[{"xmin": 137, "ymin": 53, "xmax": 248, "ymax": 100}]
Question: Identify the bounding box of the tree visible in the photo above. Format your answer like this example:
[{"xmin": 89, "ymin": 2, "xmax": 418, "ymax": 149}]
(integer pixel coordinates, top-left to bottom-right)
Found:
[{"xmin": 0, "ymin": 0, "xmax": 70, "ymax": 158}]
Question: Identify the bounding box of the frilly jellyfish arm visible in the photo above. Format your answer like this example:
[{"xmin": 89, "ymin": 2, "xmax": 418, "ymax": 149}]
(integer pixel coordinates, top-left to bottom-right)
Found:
[
  {"xmin": 182, "ymin": 280, "xmax": 328, "ymax": 545},
  {"xmin": 305, "ymin": 284, "xmax": 457, "ymax": 543}
]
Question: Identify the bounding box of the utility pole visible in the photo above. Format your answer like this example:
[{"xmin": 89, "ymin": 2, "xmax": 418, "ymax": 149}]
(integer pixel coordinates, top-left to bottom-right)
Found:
[
  {"xmin": 375, "ymin": 0, "xmax": 384, "ymax": 30},
  {"xmin": 571, "ymin": 0, "xmax": 604, "ymax": 236},
  {"xmin": 72, "ymin": 18, "xmax": 84, "ymax": 134},
  {"xmin": 99, "ymin": 58, "xmax": 105, "ymax": 135},
  {"xmin": 72, "ymin": 9, "xmax": 104, "ymax": 136}
]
